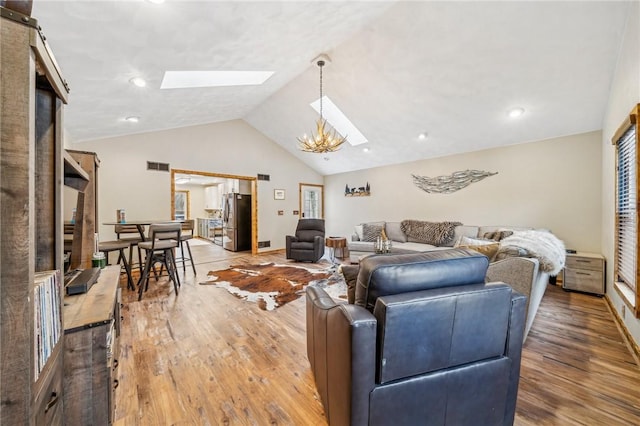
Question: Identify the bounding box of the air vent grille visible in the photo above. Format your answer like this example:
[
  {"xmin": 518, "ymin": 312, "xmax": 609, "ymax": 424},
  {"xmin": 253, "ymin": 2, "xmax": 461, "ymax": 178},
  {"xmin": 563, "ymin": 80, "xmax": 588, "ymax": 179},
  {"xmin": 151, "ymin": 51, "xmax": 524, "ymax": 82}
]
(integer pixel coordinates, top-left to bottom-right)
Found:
[
  {"xmin": 147, "ymin": 161, "xmax": 170, "ymax": 172},
  {"xmin": 258, "ymin": 241, "xmax": 271, "ymax": 248},
  {"xmin": 257, "ymin": 174, "xmax": 270, "ymax": 181}
]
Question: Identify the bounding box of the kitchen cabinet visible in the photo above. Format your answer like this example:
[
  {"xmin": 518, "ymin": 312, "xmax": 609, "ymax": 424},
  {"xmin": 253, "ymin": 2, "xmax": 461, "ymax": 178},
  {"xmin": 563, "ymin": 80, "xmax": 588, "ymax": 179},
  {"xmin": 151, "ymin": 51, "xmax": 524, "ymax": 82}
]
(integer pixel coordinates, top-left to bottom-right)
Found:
[
  {"xmin": 197, "ymin": 218, "xmax": 209, "ymax": 238},
  {"xmin": 204, "ymin": 185, "xmax": 220, "ymax": 210}
]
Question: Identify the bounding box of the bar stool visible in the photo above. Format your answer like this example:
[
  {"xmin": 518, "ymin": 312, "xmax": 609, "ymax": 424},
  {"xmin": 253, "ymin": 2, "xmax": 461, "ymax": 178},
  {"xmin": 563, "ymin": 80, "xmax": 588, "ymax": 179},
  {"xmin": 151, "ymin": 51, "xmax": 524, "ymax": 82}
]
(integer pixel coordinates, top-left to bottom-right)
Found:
[
  {"xmin": 177, "ymin": 219, "xmax": 197, "ymax": 275},
  {"xmin": 98, "ymin": 240, "xmax": 135, "ymax": 290},
  {"xmin": 137, "ymin": 223, "xmax": 181, "ymax": 301},
  {"xmin": 115, "ymin": 224, "xmax": 145, "ymax": 274}
]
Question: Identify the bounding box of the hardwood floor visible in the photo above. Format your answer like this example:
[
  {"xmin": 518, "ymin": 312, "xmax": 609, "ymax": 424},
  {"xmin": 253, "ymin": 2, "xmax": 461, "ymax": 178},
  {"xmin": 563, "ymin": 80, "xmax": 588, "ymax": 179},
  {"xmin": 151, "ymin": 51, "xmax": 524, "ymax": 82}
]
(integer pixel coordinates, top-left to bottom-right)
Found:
[{"xmin": 114, "ymin": 241, "xmax": 640, "ymax": 425}]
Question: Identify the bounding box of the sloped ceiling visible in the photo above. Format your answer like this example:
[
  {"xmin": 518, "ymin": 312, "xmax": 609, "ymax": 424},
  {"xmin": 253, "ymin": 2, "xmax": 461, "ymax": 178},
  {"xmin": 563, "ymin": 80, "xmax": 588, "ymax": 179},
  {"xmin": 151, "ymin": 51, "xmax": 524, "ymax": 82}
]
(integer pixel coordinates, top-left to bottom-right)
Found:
[{"xmin": 31, "ymin": 1, "xmax": 631, "ymax": 175}]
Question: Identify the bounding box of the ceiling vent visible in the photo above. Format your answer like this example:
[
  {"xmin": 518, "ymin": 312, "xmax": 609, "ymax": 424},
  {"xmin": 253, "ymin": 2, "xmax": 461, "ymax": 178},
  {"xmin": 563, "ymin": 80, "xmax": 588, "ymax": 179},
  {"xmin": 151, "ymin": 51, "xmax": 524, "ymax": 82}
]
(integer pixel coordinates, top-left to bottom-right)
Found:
[{"xmin": 147, "ymin": 161, "xmax": 170, "ymax": 172}]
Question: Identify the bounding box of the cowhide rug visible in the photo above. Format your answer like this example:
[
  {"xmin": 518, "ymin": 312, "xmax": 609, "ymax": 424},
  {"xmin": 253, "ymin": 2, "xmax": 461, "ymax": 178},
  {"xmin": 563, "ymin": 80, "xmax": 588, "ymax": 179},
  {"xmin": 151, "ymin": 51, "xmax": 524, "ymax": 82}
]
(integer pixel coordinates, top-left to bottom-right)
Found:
[{"xmin": 199, "ymin": 263, "xmax": 347, "ymax": 310}]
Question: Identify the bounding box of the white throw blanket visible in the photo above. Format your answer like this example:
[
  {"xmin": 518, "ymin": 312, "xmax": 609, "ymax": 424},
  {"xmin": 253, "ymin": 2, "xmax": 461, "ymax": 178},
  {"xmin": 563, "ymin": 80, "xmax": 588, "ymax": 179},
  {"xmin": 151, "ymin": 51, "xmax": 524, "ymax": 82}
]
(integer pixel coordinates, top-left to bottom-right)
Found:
[{"xmin": 498, "ymin": 230, "xmax": 566, "ymax": 275}]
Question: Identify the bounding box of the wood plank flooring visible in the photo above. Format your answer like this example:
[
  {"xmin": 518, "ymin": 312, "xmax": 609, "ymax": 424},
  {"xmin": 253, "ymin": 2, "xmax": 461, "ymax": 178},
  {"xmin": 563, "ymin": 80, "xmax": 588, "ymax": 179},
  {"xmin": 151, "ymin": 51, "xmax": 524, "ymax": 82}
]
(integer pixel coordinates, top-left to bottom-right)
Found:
[{"xmin": 113, "ymin": 241, "xmax": 640, "ymax": 425}]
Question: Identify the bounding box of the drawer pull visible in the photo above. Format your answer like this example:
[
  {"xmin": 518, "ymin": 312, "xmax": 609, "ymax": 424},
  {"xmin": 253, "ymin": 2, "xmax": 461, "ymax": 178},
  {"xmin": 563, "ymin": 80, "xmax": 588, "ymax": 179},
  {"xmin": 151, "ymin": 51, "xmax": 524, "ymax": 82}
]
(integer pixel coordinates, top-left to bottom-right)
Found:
[
  {"xmin": 44, "ymin": 391, "xmax": 59, "ymax": 414},
  {"xmin": 576, "ymin": 272, "xmax": 592, "ymax": 276},
  {"xmin": 113, "ymin": 379, "xmax": 119, "ymax": 389},
  {"xmin": 576, "ymin": 259, "xmax": 591, "ymax": 263},
  {"xmin": 113, "ymin": 359, "xmax": 119, "ymax": 370}
]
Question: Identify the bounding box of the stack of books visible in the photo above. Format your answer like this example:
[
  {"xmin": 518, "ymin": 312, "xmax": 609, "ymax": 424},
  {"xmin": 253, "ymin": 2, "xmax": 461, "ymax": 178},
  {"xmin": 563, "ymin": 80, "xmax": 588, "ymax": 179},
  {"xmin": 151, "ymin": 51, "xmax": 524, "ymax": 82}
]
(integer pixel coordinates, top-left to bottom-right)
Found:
[{"xmin": 33, "ymin": 270, "xmax": 62, "ymax": 381}]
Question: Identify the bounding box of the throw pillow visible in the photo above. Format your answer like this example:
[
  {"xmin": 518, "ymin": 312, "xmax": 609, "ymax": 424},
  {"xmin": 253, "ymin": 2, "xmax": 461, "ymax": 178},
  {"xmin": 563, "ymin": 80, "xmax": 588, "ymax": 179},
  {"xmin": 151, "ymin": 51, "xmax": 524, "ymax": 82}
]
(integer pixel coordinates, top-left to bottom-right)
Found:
[
  {"xmin": 482, "ymin": 230, "xmax": 514, "ymax": 241},
  {"xmin": 362, "ymin": 223, "xmax": 384, "ymax": 242},
  {"xmin": 400, "ymin": 220, "xmax": 462, "ymax": 246},
  {"xmin": 354, "ymin": 225, "xmax": 364, "ymax": 241},
  {"xmin": 493, "ymin": 245, "xmax": 532, "ymax": 262},
  {"xmin": 385, "ymin": 222, "xmax": 408, "ymax": 243},
  {"xmin": 454, "ymin": 236, "xmax": 500, "ymax": 260},
  {"xmin": 340, "ymin": 265, "xmax": 359, "ymax": 304}
]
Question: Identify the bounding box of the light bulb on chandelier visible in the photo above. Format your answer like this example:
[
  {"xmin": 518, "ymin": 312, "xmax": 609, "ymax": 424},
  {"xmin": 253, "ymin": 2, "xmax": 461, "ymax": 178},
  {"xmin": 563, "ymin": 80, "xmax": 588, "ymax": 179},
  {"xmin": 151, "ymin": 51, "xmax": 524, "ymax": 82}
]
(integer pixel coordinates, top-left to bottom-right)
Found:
[{"xmin": 298, "ymin": 55, "xmax": 347, "ymax": 153}]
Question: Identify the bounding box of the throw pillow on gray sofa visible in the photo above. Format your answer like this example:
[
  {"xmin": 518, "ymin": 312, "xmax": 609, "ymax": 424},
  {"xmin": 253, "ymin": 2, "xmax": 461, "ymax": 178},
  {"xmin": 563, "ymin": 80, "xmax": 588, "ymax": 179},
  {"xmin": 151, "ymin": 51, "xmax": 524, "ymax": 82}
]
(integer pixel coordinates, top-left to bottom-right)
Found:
[{"xmin": 362, "ymin": 223, "xmax": 385, "ymax": 242}]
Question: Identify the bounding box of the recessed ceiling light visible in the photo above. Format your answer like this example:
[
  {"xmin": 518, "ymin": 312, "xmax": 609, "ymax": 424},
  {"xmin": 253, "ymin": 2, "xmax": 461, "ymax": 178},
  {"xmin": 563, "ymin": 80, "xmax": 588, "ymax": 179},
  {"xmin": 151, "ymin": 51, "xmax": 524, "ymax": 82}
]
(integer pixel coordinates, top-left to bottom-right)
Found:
[
  {"xmin": 418, "ymin": 132, "xmax": 428, "ymax": 140},
  {"xmin": 160, "ymin": 70, "xmax": 274, "ymax": 89},
  {"xmin": 363, "ymin": 147, "xmax": 370, "ymax": 153},
  {"xmin": 125, "ymin": 116, "xmax": 140, "ymax": 123},
  {"xmin": 129, "ymin": 77, "xmax": 146, "ymax": 87},
  {"xmin": 508, "ymin": 107, "xmax": 525, "ymax": 118}
]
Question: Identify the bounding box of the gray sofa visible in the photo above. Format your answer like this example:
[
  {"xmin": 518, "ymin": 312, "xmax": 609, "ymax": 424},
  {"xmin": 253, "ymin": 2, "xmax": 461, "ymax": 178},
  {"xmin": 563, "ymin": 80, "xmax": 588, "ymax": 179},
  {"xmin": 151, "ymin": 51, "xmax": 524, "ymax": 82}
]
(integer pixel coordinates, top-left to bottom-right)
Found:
[{"xmin": 346, "ymin": 221, "xmax": 556, "ymax": 340}]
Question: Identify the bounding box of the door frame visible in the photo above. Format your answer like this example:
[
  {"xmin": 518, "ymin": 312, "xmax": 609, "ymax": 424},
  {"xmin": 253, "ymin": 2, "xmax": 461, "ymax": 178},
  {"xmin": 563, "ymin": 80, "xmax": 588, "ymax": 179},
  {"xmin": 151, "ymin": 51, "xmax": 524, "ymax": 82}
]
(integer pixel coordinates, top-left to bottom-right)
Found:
[
  {"xmin": 171, "ymin": 169, "xmax": 258, "ymax": 255},
  {"xmin": 298, "ymin": 183, "xmax": 324, "ymax": 219}
]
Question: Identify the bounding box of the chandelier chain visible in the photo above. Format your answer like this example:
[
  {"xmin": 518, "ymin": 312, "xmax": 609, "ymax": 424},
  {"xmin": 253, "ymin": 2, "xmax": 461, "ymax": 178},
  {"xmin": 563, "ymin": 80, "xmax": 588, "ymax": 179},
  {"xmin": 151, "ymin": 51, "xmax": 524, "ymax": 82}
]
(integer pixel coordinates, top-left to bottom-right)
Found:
[
  {"xmin": 319, "ymin": 60, "xmax": 324, "ymax": 119},
  {"xmin": 296, "ymin": 56, "xmax": 347, "ymax": 153}
]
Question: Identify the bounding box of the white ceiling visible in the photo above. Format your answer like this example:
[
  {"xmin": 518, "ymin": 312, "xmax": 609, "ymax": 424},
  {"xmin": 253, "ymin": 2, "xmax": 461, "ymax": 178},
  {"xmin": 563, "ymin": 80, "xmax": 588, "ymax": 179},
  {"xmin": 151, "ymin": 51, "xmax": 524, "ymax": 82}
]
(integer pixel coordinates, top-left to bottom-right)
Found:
[{"xmin": 31, "ymin": 1, "xmax": 631, "ymax": 176}]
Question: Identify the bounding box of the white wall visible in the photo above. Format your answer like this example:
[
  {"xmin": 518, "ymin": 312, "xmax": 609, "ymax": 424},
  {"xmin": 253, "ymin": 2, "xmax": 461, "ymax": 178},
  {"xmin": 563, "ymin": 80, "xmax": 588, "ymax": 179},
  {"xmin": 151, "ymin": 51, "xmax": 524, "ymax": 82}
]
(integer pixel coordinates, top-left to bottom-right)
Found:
[
  {"xmin": 601, "ymin": 1, "xmax": 640, "ymax": 347},
  {"xmin": 325, "ymin": 131, "xmax": 602, "ymax": 253},
  {"xmin": 73, "ymin": 119, "xmax": 323, "ymax": 252}
]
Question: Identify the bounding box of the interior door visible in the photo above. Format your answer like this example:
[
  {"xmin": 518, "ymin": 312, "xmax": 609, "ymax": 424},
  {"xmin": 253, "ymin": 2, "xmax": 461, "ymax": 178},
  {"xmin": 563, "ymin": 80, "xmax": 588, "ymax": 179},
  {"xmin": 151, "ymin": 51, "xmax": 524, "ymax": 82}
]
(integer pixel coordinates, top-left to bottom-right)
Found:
[
  {"xmin": 299, "ymin": 183, "xmax": 324, "ymax": 219},
  {"xmin": 174, "ymin": 190, "xmax": 189, "ymax": 220}
]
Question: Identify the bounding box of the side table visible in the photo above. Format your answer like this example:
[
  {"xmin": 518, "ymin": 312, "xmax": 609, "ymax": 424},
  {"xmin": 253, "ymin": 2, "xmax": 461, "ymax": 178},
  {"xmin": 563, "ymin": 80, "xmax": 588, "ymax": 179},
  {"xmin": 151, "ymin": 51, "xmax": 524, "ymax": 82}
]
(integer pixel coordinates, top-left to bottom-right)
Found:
[
  {"xmin": 563, "ymin": 251, "xmax": 605, "ymax": 295},
  {"xmin": 326, "ymin": 237, "xmax": 348, "ymax": 263}
]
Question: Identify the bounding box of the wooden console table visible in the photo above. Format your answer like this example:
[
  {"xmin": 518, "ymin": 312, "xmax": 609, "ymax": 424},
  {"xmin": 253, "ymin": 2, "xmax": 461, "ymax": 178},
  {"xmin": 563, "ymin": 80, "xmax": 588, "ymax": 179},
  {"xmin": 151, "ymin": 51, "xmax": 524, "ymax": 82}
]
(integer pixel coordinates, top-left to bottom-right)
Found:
[{"xmin": 63, "ymin": 265, "xmax": 122, "ymax": 425}]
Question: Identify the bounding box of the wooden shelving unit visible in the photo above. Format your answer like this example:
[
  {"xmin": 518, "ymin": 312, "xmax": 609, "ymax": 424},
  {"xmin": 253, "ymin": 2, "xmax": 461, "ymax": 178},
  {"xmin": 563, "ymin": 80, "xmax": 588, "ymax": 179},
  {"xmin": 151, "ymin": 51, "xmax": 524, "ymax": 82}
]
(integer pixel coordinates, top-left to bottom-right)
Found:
[
  {"xmin": 66, "ymin": 150, "xmax": 100, "ymax": 270},
  {"xmin": 0, "ymin": 6, "xmax": 72, "ymax": 424}
]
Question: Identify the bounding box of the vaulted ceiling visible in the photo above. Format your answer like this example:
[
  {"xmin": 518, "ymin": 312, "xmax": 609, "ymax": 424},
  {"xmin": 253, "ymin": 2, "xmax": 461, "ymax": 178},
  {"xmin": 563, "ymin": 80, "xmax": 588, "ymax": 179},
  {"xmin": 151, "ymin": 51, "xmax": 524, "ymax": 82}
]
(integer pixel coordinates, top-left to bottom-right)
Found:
[{"xmin": 31, "ymin": 1, "xmax": 631, "ymax": 175}]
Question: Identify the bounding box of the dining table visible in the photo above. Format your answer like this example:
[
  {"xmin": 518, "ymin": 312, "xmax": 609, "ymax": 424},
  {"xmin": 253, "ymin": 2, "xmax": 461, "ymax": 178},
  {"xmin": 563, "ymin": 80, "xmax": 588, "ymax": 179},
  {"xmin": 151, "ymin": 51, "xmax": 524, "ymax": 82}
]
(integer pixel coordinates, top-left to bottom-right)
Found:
[{"xmin": 102, "ymin": 219, "xmax": 185, "ymax": 241}]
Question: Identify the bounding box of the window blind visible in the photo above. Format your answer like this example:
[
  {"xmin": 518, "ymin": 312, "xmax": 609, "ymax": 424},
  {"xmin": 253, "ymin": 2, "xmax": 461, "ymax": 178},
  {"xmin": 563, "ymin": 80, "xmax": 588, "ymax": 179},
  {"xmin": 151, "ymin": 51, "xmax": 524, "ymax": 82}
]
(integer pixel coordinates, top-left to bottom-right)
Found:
[{"xmin": 616, "ymin": 127, "xmax": 637, "ymax": 293}]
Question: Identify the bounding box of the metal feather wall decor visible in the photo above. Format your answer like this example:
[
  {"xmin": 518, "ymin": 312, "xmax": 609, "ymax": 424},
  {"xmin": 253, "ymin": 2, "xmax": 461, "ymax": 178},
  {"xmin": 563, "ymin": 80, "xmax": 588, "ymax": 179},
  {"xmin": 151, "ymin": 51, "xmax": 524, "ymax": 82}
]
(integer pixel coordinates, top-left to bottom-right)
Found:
[{"xmin": 412, "ymin": 169, "xmax": 498, "ymax": 194}]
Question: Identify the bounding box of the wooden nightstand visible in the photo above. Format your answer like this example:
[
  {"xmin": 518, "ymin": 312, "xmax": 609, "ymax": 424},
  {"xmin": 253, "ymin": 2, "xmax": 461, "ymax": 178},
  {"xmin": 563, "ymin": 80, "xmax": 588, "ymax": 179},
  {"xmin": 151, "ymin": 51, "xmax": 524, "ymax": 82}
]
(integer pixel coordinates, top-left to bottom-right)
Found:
[{"xmin": 563, "ymin": 252, "xmax": 605, "ymax": 295}]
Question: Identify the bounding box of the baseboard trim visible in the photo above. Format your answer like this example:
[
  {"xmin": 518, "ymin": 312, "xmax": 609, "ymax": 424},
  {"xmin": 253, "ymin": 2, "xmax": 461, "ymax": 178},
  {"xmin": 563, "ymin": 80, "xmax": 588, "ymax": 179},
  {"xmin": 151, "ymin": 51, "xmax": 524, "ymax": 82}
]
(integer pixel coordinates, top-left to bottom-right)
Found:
[{"xmin": 604, "ymin": 295, "xmax": 640, "ymax": 365}]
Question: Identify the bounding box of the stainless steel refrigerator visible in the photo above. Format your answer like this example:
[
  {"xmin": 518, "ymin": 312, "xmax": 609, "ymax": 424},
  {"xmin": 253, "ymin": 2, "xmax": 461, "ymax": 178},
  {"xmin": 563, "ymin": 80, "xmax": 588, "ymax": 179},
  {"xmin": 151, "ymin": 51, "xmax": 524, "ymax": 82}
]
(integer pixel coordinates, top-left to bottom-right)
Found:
[{"xmin": 223, "ymin": 193, "xmax": 251, "ymax": 252}]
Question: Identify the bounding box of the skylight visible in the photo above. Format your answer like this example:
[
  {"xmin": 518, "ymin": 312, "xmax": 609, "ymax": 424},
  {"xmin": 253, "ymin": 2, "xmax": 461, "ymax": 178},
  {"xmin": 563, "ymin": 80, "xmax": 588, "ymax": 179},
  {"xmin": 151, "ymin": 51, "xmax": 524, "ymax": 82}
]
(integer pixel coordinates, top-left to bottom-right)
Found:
[
  {"xmin": 310, "ymin": 96, "xmax": 367, "ymax": 146},
  {"xmin": 160, "ymin": 71, "xmax": 274, "ymax": 89}
]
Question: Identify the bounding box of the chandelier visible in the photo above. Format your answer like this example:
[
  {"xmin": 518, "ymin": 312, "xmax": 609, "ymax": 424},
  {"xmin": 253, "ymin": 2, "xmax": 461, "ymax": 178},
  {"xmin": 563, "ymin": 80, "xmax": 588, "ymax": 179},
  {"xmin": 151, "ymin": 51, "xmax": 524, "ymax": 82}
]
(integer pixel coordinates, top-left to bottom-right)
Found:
[{"xmin": 298, "ymin": 57, "xmax": 347, "ymax": 153}]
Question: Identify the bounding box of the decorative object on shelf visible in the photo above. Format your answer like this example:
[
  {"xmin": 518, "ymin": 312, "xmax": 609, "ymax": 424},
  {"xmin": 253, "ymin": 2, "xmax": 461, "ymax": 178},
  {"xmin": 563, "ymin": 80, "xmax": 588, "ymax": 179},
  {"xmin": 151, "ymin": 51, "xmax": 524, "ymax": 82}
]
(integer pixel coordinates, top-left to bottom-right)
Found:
[
  {"xmin": 345, "ymin": 182, "xmax": 370, "ymax": 197},
  {"xmin": 297, "ymin": 54, "xmax": 347, "ymax": 153},
  {"xmin": 274, "ymin": 189, "xmax": 285, "ymax": 200},
  {"xmin": 412, "ymin": 169, "xmax": 498, "ymax": 194}
]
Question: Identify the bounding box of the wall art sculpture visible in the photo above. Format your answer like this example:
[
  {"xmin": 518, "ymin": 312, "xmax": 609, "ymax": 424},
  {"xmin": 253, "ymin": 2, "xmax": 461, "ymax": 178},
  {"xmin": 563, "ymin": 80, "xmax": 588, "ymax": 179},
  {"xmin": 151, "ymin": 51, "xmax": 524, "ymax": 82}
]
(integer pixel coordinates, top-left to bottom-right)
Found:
[
  {"xmin": 412, "ymin": 170, "xmax": 498, "ymax": 194},
  {"xmin": 345, "ymin": 182, "xmax": 371, "ymax": 197}
]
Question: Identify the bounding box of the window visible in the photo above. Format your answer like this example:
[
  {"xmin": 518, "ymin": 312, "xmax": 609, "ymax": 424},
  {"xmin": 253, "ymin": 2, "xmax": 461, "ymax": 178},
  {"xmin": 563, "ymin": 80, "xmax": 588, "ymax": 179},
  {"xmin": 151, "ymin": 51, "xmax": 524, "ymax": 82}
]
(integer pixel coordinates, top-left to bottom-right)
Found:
[{"xmin": 613, "ymin": 104, "xmax": 640, "ymax": 316}]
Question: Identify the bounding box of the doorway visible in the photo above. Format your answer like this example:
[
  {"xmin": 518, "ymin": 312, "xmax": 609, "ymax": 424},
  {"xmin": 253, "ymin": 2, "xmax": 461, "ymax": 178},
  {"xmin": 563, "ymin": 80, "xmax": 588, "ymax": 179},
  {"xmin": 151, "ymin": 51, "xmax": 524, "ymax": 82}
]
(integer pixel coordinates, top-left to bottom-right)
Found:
[
  {"xmin": 299, "ymin": 183, "xmax": 324, "ymax": 219},
  {"xmin": 171, "ymin": 169, "xmax": 258, "ymax": 254}
]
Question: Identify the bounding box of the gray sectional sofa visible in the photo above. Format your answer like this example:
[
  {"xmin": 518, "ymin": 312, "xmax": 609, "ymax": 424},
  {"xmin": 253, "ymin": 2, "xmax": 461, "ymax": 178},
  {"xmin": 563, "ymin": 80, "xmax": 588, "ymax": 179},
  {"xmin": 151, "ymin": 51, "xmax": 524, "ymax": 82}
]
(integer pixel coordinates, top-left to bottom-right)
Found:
[{"xmin": 346, "ymin": 221, "xmax": 564, "ymax": 340}]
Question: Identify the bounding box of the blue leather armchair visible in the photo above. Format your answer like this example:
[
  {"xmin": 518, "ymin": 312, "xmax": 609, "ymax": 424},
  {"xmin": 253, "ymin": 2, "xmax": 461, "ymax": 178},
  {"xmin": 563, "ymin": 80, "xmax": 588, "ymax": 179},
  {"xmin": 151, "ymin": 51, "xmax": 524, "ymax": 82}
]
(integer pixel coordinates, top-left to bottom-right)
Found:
[{"xmin": 306, "ymin": 249, "xmax": 527, "ymax": 426}]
